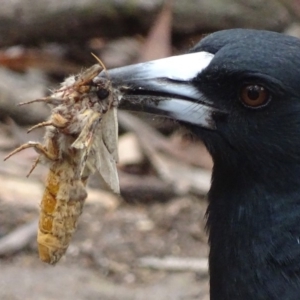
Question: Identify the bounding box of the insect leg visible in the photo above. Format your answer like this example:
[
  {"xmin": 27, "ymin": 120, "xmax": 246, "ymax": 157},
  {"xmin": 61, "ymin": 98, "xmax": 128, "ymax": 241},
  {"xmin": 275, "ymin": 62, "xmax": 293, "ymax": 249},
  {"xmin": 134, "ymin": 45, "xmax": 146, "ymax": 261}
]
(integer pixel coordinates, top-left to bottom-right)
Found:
[
  {"xmin": 26, "ymin": 156, "xmax": 40, "ymax": 177},
  {"xmin": 19, "ymin": 97, "xmax": 63, "ymax": 106},
  {"xmin": 27, "ymin": 113, "xmax": 69, "ymax": 133},
  {"xmin": 4, "ymin": 142, "xmax": 58, "ymax": 161},
  {"xmin": 27, "ymin": 121, "xmax": 54, "ymax": 133}
]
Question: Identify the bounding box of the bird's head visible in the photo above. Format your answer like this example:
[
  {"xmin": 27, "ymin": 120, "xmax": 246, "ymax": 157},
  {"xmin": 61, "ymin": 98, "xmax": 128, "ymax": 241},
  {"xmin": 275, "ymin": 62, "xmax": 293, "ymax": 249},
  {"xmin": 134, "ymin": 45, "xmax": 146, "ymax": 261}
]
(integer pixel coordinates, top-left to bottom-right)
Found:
[
  {"xmin": 95, "ymin": 29, "xmax": 300, "ymax": 175},
  {"xmin": 95, "ymin": 30, "xmax": 300, "ymax": 299}
]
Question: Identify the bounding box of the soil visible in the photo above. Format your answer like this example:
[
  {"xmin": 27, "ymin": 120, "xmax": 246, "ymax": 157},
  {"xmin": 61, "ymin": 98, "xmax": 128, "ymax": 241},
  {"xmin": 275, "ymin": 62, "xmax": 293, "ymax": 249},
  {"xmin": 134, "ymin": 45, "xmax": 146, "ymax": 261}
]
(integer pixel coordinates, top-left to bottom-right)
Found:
[{"xmin": 0, "ymin": 191, "xmax": 210, "ymax": 300}]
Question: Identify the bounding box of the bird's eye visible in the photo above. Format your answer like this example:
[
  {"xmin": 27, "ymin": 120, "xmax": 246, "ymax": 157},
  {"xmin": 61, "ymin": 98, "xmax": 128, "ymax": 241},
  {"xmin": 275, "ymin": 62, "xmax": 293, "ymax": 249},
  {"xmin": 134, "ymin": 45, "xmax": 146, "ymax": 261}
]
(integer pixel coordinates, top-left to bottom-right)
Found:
[{"xmin": 240, "ymin": 85, "xmax": 270, "ymax": 108}]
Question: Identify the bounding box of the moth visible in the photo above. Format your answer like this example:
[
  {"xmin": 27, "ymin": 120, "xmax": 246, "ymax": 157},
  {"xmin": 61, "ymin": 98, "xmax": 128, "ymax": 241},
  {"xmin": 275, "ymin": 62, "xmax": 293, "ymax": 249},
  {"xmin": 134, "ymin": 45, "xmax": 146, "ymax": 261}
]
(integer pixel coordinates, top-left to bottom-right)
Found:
[{"xmin": 4, "ymin": 63, "xmax": 119, "ymax": 265}]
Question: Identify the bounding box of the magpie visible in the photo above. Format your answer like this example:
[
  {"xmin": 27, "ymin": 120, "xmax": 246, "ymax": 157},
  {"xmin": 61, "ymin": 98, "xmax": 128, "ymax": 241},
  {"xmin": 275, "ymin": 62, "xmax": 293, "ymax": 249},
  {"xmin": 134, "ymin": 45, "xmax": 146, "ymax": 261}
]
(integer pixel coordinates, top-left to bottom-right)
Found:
[{"xmin": 95, "ymin": 29, "xmax": 300, "ymax": 300}]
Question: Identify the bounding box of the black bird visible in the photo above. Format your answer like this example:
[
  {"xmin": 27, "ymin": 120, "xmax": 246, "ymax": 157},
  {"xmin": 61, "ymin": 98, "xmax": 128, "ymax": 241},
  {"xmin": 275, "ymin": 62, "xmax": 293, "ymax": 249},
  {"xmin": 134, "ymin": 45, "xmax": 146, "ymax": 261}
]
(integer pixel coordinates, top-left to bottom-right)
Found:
[{"xmin": 95, "ymin": 29, "xmax": 300, "ymax": 299}]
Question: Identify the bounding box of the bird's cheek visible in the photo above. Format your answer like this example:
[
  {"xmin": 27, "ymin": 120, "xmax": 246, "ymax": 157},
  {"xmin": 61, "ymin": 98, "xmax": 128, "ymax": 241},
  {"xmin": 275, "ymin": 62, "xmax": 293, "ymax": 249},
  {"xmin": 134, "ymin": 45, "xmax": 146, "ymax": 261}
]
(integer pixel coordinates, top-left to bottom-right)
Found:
[{"xmin": 212, "ymin": 110, "xmax": 229, "ymax": 128}]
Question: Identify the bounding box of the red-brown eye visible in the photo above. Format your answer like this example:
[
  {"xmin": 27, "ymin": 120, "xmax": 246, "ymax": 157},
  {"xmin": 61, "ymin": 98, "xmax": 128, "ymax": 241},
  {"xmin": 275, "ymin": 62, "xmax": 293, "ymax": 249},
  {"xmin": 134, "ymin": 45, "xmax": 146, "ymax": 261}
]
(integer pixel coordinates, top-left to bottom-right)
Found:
[{"xmin": 240, "ymin": 85, "xmax": 270, "ymax": 108}]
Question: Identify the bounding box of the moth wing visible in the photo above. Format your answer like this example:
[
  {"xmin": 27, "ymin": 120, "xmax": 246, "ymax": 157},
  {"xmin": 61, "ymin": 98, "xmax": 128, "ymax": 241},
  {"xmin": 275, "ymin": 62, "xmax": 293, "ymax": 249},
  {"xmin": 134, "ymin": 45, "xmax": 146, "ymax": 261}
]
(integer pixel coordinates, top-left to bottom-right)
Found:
[
  {"xmin": 71, "ymin": 109, "xmax": 100, "ymax": 150},
  {"xmin": 101, "ymin": 107, "xmax": 119, "ymax": 162},
  {"xmin": 71, "ymin": 110, "xmax": 102, "ymax": 178},
  {"xmin": 71, "ymin": 106, "xmax": 119, "ymax": 193},
  {"xmin": 93, "ymin": 131, "xmax": 120, "ymax": 194}
]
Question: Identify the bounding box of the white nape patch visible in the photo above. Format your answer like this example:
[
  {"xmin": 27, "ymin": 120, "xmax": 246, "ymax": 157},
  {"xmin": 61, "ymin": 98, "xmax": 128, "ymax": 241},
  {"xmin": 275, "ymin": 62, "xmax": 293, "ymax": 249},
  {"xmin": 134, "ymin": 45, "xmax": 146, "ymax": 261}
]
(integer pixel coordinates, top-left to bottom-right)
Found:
[
  {"xmin": 140, "ymin": 51, "xmax": 214, "ymax": 81},
  {"xmin": 156, "ymin": 99, "xmax": 215, "ymax": 128}
]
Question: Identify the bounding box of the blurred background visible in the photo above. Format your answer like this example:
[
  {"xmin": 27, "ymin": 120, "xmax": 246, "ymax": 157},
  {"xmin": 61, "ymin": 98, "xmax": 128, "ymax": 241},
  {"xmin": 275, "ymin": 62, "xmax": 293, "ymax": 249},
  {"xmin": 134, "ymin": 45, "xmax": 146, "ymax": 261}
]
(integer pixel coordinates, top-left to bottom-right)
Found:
[{"xmin": 0, "ymin": 0, "xmax": 299, "ymax": 299}]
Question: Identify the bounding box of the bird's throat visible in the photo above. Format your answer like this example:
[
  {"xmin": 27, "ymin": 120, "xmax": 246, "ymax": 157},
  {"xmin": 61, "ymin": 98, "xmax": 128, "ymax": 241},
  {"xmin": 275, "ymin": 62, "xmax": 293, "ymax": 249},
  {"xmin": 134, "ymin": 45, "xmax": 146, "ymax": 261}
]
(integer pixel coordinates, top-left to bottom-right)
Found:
[{"xmin": 207, "ymin": 164, "xmax": 300, "ymax": 300}]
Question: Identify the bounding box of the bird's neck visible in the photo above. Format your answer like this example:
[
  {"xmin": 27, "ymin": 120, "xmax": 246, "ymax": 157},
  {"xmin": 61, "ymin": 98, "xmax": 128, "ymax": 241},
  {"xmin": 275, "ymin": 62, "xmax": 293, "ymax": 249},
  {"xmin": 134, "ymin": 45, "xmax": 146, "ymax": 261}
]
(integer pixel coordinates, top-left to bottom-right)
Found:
[{"xmin": 207, "ymin": 161, "xmax": 300, "ymax": 300}]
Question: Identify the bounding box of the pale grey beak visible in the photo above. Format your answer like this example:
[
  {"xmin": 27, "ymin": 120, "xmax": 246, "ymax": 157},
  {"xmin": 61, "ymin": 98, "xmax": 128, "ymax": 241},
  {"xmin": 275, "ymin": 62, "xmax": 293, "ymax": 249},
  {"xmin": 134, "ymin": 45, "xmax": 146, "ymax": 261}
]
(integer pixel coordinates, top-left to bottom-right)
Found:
[{"xmin": 94, "ymin": 51, "xmax": 218, "ymax": 129}]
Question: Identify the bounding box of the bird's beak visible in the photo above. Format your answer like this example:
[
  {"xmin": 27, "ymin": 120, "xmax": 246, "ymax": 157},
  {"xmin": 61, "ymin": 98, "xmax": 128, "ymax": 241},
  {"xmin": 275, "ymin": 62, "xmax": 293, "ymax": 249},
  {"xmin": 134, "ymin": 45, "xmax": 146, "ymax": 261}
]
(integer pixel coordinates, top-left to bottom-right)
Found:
[{"xmin": 94, "ymin": 52, "xmax": 217, "ymax": 129}]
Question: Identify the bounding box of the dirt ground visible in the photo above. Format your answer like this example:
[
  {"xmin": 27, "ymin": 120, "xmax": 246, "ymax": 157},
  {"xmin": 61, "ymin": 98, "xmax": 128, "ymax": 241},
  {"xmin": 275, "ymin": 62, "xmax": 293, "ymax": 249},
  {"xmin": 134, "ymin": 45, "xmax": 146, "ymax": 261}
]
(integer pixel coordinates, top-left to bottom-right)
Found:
[{"xmin": 0, "ymin": 174, "xmax": 210, "ymax": 300}]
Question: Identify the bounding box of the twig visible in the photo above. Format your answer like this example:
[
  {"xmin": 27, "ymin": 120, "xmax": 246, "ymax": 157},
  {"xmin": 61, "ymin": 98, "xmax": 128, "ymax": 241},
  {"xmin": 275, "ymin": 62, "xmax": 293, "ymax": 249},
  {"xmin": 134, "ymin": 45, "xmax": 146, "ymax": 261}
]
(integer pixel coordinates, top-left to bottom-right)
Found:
[
  {"xmin": 92, "ymin": 254, "xmax": 130, "ymax": 275},
  {"xmin": 118, "ymin": 111, "xmax": 203, "ymax": 166},
  {"xmin": 138, "ymin": 256, "xmax": 208, "ymax": 274},
  {"xmin": 0, "ymin": 219, "xmax": 38, "ymax": 256},
  {"xmin": 119, "ymin": 171, "xmax": 177, "ymax": 203},
  {"xmin": 118, "ymin": 112, "xmax": 211, "ymax": 195}
]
